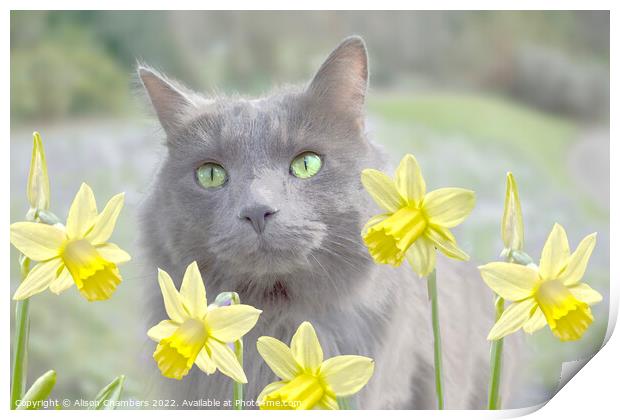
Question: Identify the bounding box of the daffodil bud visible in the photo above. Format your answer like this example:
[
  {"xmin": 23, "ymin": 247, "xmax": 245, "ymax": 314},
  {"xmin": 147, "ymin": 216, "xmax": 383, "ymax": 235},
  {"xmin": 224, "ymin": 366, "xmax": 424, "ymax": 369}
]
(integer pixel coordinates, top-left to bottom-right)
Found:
[
  {"xmin": 503, "ymin": 249, "xmax": 534, "ymax": 266},
  {"xmin": 26, "ymin": 132, "xmax": 51, "ymax": 212},
  {"xmin": 16, "ymin": 370, "xmax": 56, "ymax": 410},
  {"xmin": 511, "ymin": 250, "xmax": 534, "ymax": 266},
  {"xmin": 214, "ymin": 291, "xmax": 234, "ymax": 307},
  {"xmin": 214, "ymin": 291, "xmax": 240, "ymax": 307},
  {"xmin": 501, "ymin": 172, "xmax": 524, "ymax": 253},
  {"xmin": 36, "ymin": 209, "xmax": 61, "ymax": 226}
]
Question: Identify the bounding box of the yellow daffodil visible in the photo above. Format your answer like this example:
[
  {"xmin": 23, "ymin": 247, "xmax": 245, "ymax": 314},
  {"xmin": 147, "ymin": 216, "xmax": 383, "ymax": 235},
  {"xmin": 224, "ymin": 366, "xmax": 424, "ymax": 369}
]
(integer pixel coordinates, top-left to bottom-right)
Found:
[
  {"xmin": 361, "ymin": 154, "xmax": 476, "ymax": 276},
  {"xmin": 10, "ymin": 183, "xmax": 129, "ymax": 301},
  {"xmin": 256, "ymin": 321, "xmax": 374, "ymax": 410},
  {"xmin": 148, "ymin": 262, "xmax": 261, "ymax": 382},
  {"xmin": 501, "ymin": 172, "xmax": 524, "ymax": 253},
  {"xmin": 480, "ymin": 223, "xmax": 602, "ymax": 341},
  {"xmin": 27, "ymin": 132, "xmax": 50, "ymax": 212}
]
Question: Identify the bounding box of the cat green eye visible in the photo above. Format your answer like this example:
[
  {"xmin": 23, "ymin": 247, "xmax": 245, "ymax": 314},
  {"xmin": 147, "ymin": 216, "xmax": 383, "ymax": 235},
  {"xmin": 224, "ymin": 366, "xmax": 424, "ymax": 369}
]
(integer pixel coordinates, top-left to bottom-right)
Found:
[
  {"xmin": 290, "ymin": 152, "xmax": 322, "ymax": 179},
  {"xmin": 196, "ymin": 163, "xmax": 228, "ymax": 189}
]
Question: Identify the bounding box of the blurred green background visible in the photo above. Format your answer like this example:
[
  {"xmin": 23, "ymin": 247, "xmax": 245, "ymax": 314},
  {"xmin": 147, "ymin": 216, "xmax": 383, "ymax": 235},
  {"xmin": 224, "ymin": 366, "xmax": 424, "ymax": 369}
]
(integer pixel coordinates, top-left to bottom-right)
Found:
[{"xmin": 10, "ymin": 11, "xmax": 609, "ymax": 408}]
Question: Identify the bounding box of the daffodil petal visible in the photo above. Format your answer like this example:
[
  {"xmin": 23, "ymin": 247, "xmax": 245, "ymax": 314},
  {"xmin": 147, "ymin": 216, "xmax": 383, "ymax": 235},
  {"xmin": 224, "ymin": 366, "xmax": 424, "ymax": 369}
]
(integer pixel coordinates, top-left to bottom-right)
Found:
[
  {"xmin": 49, "ymin": 266, "xmax": 73, "ymax": 294},
  {"xmin": 180, "ymin": 261, "xmax": 207, "ymax": 318},
  {"xmin": 559, "ymin": 233, "xmax": 597, "ymax": 286},
  {"xmin": 569, "ymin": 283, "xmax": 603, "ymax": 305},
  {"xmin": 360, "ymin": 169, "xmax": 405, "ymax": 213},
  {"xmin": 522, "ymin": 307, "xmax": 547, "ymax": 334},
  {"xmin": 10, "ymin": 222, "xmax": 65, "ymax": 261},
  {"xmin": 157, "ymin": 268, "xmax": 187, "ymax": 323},
  {"xmin": 539, "ymin": 223, "xmax": 570, "ymax": 280},
  {"xmin": 257, "ymin": 381, "xmax": 287, "ymax": 404},
  {"xmin": 66, "ymin": 183, "xmax": 98, "ymax": 239},
  {"xmin": 361, "ymin": 214, "xmax": 388, "ymax": 236},
  {"xmin": 487, "ymin": 298, "xmax": 537, "ymax": 340},
  {"xmin": 257, "ymin": 336, "xmax": 301, "ymax": 381},
  {"xmin": 195, "ymin": 347, "xmax": 217, "ymax": 374},
  {"xmin": 85, "ymin": 193, "xmax": 124, "ymax": 244},
  {"xmin": 207, "ymin": 305, "xmax": 262, "ymax": 343},
  {"xmin": 405, "ymin": 236, "xmax": 436, "ymax": 277},
  {"xmin": 395, "ymin": 154, "xmax": 425, "ymax": 204},
  {"xmin": 422, "ymin": 188, "xmax": 476, "ymax": 228},
  {"xmin": 317, "ymin": 394, "xmax": 339, "ymax": 410},
  {"xmin": 320, "ymin": 355, "xmax": 374, "ymax": 397},
  {"xmin": 426, "ymin": 227, "xmax": 469, "ymax": 261},
  {"xmin": 291, "ymin": 322, "xmax": 324, "ymax": 371},
  {"xmin": 207, "ymin": 339, "xmax": 247, "ymax": 383},
  {"xmin": 13, "ymin": 258, "xmax": 62, "ymax": 300},
  {"xmin": 95, "ymin": 243, "xmax": 131, "ymax": 264},
  {"xmin": 478, "ymin": 262, "xmax": 538, "ymax": 301},
  {"xmin": 147, "ymin": 319, "xmax": 179, "ymax": 341}
]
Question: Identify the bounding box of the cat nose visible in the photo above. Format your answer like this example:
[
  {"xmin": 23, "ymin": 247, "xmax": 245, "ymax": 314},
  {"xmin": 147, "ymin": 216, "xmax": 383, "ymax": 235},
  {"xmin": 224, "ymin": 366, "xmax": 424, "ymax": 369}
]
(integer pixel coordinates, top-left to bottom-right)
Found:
[{"xmin": 238, "ymin": 205, "xmax": 278, "ymax": 234}]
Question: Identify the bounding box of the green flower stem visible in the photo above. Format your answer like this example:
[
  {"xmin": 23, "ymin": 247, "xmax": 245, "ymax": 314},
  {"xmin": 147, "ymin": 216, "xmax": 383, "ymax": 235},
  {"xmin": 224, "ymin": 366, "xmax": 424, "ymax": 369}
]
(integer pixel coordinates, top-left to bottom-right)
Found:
[
  {"xmin": 427, "ymin": 269, "xmax": 444, "ymax": 410},
  {"xmin": 487, "ymin": 251, "xmax": 531, "ymax": 410},
  {"xmin": 487, "ymin": 296, "xmax": 504, "ymax": 410},
  {"xmin": 11, "ymin": 257, "xmax": 31, "ymax": 410},
  {"xmin": 231, "ymin": 293, "xmax": 244, "ymax": 410}
]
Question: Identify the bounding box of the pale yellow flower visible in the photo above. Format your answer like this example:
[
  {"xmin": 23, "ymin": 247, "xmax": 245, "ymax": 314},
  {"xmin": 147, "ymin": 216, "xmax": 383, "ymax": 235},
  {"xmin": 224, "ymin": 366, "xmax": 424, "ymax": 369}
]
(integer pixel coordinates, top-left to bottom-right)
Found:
[
  {"xmin": 361, "ymin": 154, "xmax": 476, "ymax": 276},
  {"xmin": 10, "ymin": 183, "xmax": 129, "ymax": 301},
  {"xmin": 256, "ymin": 321, "xmax": 374, "ymax": 410},
  {"xmin": 501, "ymin": 172, "xmax": 524, "ymax": 253},
  {"xmin": 27, "ymin": 132, "xmax": 50, "ymax": 212},
  {"xmin": 480, "ymin": 223, "xmax": 601, "ymax": 341},
  {"xmin": 148, "ymin": 262, "xmax": 261, "ymax": 382}
]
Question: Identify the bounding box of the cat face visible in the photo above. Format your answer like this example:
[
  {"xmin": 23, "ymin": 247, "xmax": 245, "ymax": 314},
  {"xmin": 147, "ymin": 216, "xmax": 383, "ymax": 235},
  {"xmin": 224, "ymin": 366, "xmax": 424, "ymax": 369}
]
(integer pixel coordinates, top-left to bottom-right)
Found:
[{"xmin": 140, "ymin": 37, "xmax": 381, "ymax": 303}]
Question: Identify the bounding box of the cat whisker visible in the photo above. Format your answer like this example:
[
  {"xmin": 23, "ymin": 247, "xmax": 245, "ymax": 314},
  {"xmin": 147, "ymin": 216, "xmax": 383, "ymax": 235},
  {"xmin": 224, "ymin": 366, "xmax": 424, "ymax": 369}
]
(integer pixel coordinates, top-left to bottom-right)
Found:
[{"xmin": 309, "ymin": 253, "xmax": 341, "ymax": 293}]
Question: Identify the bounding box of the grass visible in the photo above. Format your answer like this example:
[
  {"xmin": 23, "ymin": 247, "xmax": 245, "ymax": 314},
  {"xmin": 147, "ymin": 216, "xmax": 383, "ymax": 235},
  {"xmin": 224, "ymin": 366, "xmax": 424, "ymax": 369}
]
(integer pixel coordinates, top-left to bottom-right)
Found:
[{"xmin": 368, "ymin": 92, "xmax": 577, "ymax": 181}]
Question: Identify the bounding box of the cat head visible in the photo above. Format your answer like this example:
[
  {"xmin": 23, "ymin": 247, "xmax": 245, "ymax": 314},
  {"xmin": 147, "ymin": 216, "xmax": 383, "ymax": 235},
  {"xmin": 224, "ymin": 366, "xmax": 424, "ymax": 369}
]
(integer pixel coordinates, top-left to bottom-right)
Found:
[{"xmin": 139, "ymin": 37, "xmax": 383, "ymax": 307}]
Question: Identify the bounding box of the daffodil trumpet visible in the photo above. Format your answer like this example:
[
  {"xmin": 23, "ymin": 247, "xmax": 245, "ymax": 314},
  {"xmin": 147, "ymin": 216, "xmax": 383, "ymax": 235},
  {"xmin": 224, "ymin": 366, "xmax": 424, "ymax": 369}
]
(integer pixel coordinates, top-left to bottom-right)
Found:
[{"xmin": 256, "ymin": 321, "xmax": 374, "ymax": 410}]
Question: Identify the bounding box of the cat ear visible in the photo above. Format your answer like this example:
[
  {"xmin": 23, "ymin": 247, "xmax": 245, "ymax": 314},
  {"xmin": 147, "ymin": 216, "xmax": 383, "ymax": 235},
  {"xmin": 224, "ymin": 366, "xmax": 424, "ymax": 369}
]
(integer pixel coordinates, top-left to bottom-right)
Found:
[
  {"xmin": 138, "ymin": 66, "xmax": 197, "ymax": 135},
  {"xmin": 307, "ymin": 36, "xmax": 368, "ymax": 115}
]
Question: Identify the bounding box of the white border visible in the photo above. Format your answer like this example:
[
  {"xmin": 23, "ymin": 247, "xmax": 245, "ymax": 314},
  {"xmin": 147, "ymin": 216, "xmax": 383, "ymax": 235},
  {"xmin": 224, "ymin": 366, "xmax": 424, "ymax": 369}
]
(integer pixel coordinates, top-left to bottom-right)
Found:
[{"xmin": 2, "ymin": 2, "xmax": 616, "ymax": 419}]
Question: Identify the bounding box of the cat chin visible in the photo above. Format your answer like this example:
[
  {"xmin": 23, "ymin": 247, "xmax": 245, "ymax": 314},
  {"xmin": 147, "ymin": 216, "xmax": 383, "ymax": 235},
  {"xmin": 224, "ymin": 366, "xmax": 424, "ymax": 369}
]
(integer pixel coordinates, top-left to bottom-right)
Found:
[
  {"xmin": 208, "ymin": 238, "xmax": 320, "ymax": 276},
  {"xmin": 214, "ymin": 250, "xmax": 309, "ymax": 277}
]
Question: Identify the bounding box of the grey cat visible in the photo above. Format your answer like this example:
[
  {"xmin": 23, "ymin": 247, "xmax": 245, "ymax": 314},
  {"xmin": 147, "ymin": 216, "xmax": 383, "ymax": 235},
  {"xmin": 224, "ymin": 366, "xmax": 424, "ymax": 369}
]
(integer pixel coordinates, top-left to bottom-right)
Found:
[{"xmin": 137, "ymin": 36, "xmax": 521, "ymax": 409}]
